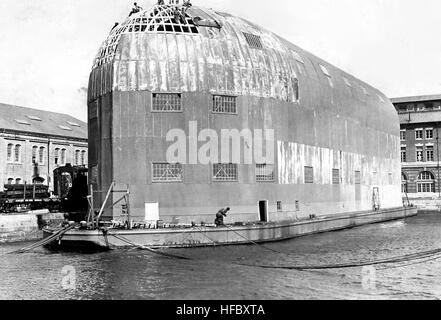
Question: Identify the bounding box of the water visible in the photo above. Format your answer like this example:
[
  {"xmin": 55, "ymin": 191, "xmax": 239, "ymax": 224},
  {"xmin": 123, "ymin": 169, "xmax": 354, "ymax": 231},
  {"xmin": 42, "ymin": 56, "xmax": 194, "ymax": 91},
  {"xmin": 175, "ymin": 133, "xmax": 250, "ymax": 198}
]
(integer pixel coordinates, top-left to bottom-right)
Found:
[{"xmin": 1, "ymin": 211, "xmax": 441, "ymax": 300}]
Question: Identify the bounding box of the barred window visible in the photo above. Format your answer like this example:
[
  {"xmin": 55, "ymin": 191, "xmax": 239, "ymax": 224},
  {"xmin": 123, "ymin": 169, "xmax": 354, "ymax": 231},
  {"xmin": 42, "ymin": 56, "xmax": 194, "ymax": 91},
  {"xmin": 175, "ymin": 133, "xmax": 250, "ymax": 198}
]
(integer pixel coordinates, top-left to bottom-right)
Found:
[
  {"xmin": 332, "ymin": 169, "xmax": 340, "ymax": 185},
  {"xmin": 277, "ymin": 201, "xmax": 283, "ymax": 212},
  {"xmin": 75, "ymin": 150, "xmax": 80, "ymax": 165},
  {"xmin": 7, "ymin": 144, "xmax": 13, "ymax": 162},
  {"xmin": 61, "ymin": 149, "xmax": 66, "ymax": 165},
  {"xmin": 81, "ymin": 151, "xmax": 87, "ymax": 165},
  {"xmin": 213, "ymin": 163, "xmax": 238, "ymax": 182},
  {"xmin": 256, "ymin": 164, "xmax": 275, "ymax": 182},
  {"xmin": 54, "ymin": 148, "xmax": 60, "ymax": 165},
  {"xmin": 152, "ymin": 93, "xmax": 182, "ymax": 112},
  {"xmin": 243, "ymin": 32, "xmax": 263, "ymax": 49},
  {"xmin": 32, "ymin": 146, "xmax": 38, "ymax": 163},
  {"xmin": 213, "ymin": 95, "xmax": 237, "ymax": 114},
  {"xmin": 152, "ymin": 163, "xmax": 183, "ymax": 182},
  {"xmin": 304, "ymin": 166, "xmax": 314, "ymax": 184},
  {"xmin": 39, "ymin": 147, "xmax": 45, "ymax": 164},
  {"xmin": 14, "ymin": 145, "xmax": 21, "ymax": 163},
  {"xmin": 355, "ymin": 171, "xmax": 361, "ymax": 185}
]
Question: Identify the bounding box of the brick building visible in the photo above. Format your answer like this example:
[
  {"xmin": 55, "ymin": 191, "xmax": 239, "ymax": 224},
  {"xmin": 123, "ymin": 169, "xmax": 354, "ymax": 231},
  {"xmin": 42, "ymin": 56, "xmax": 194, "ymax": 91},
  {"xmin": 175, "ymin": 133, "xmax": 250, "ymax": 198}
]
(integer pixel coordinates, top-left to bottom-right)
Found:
[
  {"xmin": 391, "ymin": 95, "xmax": 441, "ymax": 198},
  {"xmin": 0, "ymin": 103, "xmax": 87, "ymax": 193}
]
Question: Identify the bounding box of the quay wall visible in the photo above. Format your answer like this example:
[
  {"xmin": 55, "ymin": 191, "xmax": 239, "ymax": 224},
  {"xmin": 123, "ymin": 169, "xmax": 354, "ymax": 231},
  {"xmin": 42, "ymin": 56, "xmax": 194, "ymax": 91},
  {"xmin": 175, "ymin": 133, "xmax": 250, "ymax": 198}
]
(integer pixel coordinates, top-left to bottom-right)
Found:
[{"xmin": 0, "ymin": 212, "xmax": 64, "ymax": 243}]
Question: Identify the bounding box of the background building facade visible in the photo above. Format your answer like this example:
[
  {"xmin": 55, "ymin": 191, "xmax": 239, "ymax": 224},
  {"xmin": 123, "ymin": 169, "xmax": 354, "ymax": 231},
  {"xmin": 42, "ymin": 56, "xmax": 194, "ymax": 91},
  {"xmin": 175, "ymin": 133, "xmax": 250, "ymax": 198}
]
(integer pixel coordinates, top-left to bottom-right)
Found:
[
  {"xmin": 391, "ymin": 95, "xmax": 441, "ymax": 198},
  {"xmin": 0, "ymin": 103, "xmax": 87, "ymax": 193}
]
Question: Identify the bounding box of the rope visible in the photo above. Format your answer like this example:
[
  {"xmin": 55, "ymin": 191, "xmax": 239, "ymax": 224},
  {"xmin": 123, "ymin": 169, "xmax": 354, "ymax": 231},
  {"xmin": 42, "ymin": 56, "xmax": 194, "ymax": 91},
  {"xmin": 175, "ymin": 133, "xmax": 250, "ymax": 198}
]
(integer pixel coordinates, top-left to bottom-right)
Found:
[
  {"xmin": 193, "ymin": 225, "xmax": 220, "ymax": 247},
  {"xmin": 4, "ymin": 225, "xmax": 75, "ymax": 255},
  {"xmin": 237, "ymin": 248, "xmax": 441, "ymax": 270},
  {"xmin": 109, "ymin": 233, "xmax": 191, "ymax": 260}
]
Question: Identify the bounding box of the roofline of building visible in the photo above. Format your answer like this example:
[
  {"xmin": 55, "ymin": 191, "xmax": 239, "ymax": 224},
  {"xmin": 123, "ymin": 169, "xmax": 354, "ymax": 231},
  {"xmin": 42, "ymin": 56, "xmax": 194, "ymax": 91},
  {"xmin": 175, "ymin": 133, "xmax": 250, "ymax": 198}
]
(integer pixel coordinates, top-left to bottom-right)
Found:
[
  {"xmin": 390, "ymin": 94, "xmax": 441, "ymax": 104},
  {"xmin": 0, "ymin": 102, "xmax": 86, "ymax": 124},
  {"xmin": 0, "ymin": 128, "xmax": 88, "ymax": 143}
]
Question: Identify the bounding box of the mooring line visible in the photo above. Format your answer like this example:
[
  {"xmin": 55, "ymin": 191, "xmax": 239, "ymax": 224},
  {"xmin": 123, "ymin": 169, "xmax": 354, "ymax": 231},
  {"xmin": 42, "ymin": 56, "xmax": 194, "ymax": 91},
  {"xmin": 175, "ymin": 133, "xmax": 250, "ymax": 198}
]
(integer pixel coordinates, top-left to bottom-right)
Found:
[
  {"xmin": 109, "ymin": 233, "xmax": 191, "ymax": 260},
  {"xmin": 237, "ymin": 249, "xmax": 441, "ymax": 271}
]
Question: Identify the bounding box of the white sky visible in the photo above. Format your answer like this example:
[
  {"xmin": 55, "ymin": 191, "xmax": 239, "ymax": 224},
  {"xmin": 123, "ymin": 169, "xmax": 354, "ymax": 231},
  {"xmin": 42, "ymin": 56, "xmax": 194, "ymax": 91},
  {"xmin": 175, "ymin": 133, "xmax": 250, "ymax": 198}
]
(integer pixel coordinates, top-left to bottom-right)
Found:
[{"xmin": 1, "ymin": 0, "xmax": 441, "ymax": 122}]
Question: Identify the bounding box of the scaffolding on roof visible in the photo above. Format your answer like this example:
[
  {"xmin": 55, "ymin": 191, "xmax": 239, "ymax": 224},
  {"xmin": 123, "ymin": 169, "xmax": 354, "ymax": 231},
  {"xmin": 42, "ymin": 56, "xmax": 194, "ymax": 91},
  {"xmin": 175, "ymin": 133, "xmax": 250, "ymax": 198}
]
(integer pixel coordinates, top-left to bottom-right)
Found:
[{"xmin": 93, "ymin": 4, "xmax": 199, "ymax": 68}]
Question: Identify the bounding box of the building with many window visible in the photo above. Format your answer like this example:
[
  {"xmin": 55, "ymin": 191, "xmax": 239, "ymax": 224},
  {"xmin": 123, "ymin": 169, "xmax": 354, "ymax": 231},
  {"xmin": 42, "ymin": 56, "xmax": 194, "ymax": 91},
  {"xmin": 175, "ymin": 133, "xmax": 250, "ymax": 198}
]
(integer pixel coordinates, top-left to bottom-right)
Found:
[
  {"xmin": 391, "ymin": 94, "xmax": 441, "ymax": 197},
  {"xmin": 0, "ymin": 103, "xmax": 88, "ymax": 192}
]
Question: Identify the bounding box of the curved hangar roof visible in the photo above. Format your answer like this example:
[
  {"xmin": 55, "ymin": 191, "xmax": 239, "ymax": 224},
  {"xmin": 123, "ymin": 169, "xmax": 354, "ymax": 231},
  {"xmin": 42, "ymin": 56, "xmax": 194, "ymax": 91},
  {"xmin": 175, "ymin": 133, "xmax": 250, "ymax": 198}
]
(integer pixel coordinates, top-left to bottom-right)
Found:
[{"xmin": 89, "ymin": 3, "xmax": 390, "ymax": 112}]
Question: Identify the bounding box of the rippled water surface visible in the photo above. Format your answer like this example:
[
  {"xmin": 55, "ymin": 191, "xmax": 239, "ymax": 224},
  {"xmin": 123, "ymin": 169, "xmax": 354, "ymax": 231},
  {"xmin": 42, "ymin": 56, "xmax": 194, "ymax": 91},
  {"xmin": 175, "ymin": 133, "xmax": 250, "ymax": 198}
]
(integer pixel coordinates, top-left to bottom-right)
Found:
[{"xmin": 1, "ymin": 211, "xmax": 441, "ymax": 300}]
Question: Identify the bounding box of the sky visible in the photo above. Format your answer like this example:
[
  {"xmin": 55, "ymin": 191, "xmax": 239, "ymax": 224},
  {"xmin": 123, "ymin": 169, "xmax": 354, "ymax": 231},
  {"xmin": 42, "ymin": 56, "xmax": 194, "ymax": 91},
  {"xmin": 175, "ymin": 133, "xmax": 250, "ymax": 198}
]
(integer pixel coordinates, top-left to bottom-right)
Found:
[{"xmin": 1, "ymin": 0, "xmax": 441, "ymax": 122}]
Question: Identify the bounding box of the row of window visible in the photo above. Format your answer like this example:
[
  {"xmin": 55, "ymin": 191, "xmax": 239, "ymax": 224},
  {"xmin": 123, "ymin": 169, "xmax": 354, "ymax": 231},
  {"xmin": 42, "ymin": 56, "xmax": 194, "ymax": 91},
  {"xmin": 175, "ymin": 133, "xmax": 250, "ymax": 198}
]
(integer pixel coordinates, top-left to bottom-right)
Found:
[
  {"xmin": 152, "ymin": 163, "xmax": 268, "ymax": 183},
  {"xmin": 402, "ymin": 171, "xmax": 436, "ymax": 193},
  {"xmin": 152, "ymin": 93, "xmax": 239, "ymax": 114},
  {"xmin": 400, "ymin": 128, "xmax": 434, "ymax": 141},
  {"xmin": 6, "ymin": 178, "xmax": 23, "ymax": 185},
  {"xmin": 151, "ymin": 163, "xmax": 366, "ymax": 185},
  {"xmin": 401, "ymin": 145, "xmax": 435, "ymax": 163},
  {"xmin": 396, "ymin": 102, "xmax": 441, "ymax": 113},
  {"xmin": 6, "ymin": 144, "xmax": 86, "ymax": 166}
]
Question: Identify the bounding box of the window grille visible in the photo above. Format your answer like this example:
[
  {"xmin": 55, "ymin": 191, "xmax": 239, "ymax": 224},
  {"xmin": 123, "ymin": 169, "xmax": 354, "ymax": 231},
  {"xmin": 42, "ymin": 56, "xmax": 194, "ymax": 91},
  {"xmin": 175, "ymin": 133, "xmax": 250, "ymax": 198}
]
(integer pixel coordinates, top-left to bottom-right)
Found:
[
  {"xmin": 304, "ymin": 166, "xmax": 314, "ymax": 184},
  {"xmin": 415, "ymin": 129, "xmax": 423, "ymax": 140},
  {"xmin": 417, "ymin": 171, "xmax": 435, "ymax": 193},
  {"xmin": 426, "ymin": 129, "xmax": 434, "ymax": 140},
  {"xmin": 54, "ymin": 148, "xmax": 60, "ymax": 165},
  {"xmin": 39, "ymin": 147, "xmax": 45, "ymax": 164},
  {"xmin": 256, "ymin": 164, "xmax": 275, "ymax": 182},
  {"xmin": 14, "ymin": 145, "xmax": 21, "ymax": 163},
  {"xmin": 152, "ymin": 163, "xmax": 183, "ymax": 182},
  {"xmin": 355, "ymin": 171, "xmax": 361, "ymax": 185},
  {"xmin": 213, "ymin": 164, "xmax": 238, "ymax": 182},
  {"xmin": 81, "ymin": 151, "xmax": 86, "ymax": 165},
  {"xmin": 32, "ymin": 146, "xmax": 38, "ymax": 163},
  {"xmin": 243, "ymin": 32, "xmax": 263, "ymax": 49},
  {"xmin": 416, "ymin": 146, "xmax": 424, "ymax": 162},
  {"xmin": 75, "ymin": 150, "xmax": 80, "ymax": 165},
  {"xmin": 426, "ymin": 146, "xmax": 434, "ymax": 162},
  {"xmin": 332, "ymin": 169, "xmax": 340, "ymax": 185},
  {"xmin": 401, "ymin": 147, "xmax": 407, "ymax": 162},
  {"xmin": 213, "ymin": 95, "xmax": 237, "ymax": 114},
  {"xmin": 61, "ymin": 149, "xmax": 66, "ymax": 165},
  {"xmin": 400, "ymin": 130, "xmax": 406, "ymax": 141},
  {"xmin": 7, "ymin": 144, "xmax": 13, "ymax": 162},
  {"xmin": 152, "ymin": 93, "xmax": 182, "ymax": 112}
]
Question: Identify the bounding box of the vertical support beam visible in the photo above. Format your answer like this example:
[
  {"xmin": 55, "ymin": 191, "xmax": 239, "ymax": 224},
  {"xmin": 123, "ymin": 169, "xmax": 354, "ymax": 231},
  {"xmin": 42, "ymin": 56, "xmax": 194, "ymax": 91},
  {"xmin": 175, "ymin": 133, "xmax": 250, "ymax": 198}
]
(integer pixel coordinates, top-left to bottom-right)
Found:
[
  {"xmin": 126, "ymin": 184, "xmax": 131, "ymax": 230},
  {"xmin": 96, "ymin": 182, "xmax": 114, "ymax": 226},
  {"xmin": 437, "ymin": 124, "xmax": 440, "ymax": 198}
]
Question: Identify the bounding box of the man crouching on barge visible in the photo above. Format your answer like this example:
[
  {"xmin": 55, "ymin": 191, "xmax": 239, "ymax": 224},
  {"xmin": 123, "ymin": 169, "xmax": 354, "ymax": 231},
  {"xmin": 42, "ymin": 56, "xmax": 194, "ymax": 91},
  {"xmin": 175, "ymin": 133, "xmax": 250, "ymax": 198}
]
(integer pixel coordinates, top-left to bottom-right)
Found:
[{"xmin": 215, "ymin": 207, "xmax": 230, "ymax": 227}]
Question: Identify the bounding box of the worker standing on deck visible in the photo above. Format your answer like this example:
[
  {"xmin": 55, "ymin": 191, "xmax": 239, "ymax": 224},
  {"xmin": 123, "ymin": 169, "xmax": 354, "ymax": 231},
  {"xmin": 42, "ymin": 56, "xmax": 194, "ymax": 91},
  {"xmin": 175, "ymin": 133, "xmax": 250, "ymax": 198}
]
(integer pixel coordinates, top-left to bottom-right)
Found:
[{"xmin": 215, "ymin": 207, "xmax": 230, "ymax": 227}]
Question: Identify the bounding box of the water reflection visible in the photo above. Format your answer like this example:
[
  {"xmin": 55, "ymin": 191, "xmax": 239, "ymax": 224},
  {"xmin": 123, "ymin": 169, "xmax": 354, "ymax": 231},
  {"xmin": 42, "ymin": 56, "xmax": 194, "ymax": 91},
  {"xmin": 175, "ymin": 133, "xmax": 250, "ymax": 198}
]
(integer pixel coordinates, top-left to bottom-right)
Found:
[{"xmin": 1, "ymin": 211, "xmax": 441, "ymax": 300}]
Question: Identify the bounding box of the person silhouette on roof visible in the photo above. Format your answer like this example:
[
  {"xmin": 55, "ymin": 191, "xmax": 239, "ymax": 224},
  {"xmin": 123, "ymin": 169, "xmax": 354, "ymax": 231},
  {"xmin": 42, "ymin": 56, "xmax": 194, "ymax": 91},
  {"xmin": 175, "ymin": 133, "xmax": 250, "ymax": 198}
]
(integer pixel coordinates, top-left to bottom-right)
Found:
[{"xmin": 129, "ymin": 2, "xmax": 143, "ymax": 16}]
